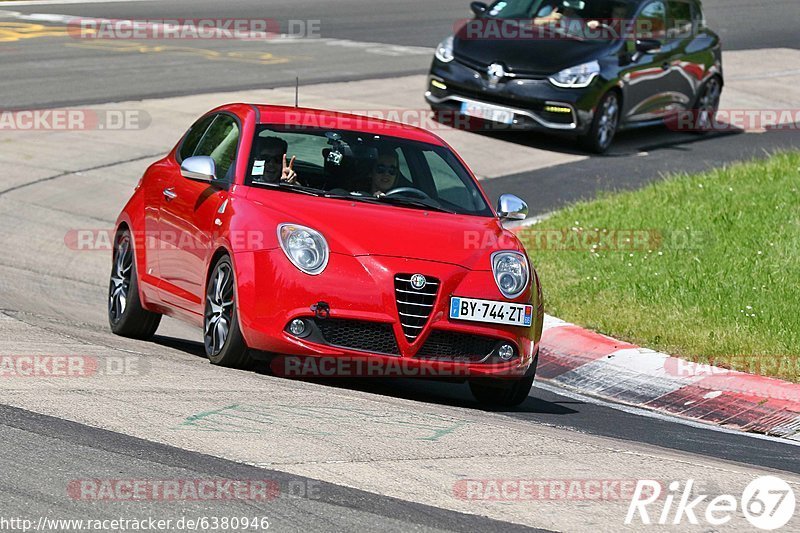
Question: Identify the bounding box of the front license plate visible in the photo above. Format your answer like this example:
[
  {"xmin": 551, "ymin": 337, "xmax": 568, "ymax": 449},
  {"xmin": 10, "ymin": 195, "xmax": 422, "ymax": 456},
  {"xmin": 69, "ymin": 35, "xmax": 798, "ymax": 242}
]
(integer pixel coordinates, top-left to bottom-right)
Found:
[
  {"xmin": 449, "ymin": 297, "xmax": 533, "ymax": 327},
  {"xmin": 460, "ymin": 101, "xmax": 514, "ymax": 125}
]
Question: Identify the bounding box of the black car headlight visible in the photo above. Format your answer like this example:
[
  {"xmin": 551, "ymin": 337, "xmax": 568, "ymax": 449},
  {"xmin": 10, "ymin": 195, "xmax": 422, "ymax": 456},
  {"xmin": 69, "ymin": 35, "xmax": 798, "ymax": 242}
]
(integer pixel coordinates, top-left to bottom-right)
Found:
[
  {"xmin": 278, "ymin": 223, "xmax": 329, "ymax": 276},
  {"xmin": 491, "ymin": 251, "xmax": 530, "ymax": 299},
  {"xmin": 435, "ymin": 35, "xmax": 455, "ymax": 63},
  {"xmin": 549, "ymin": 60, "xmax": 600, "ymax": 88}
]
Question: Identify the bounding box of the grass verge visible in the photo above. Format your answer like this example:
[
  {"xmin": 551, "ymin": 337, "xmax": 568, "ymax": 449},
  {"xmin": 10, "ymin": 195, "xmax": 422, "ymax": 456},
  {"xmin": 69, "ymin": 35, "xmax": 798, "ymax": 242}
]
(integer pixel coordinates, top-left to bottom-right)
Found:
[{"xmin": 521, "ymin": 151, "xmax": 800, "ymax": 381}]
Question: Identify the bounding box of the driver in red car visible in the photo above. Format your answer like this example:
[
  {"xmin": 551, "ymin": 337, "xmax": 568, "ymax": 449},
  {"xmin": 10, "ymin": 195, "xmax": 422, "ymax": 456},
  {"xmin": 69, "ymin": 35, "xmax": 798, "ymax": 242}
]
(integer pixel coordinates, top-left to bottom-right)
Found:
[{"xmin": 370, "ymin": 149, "xmax": 400, "ymax": 196}]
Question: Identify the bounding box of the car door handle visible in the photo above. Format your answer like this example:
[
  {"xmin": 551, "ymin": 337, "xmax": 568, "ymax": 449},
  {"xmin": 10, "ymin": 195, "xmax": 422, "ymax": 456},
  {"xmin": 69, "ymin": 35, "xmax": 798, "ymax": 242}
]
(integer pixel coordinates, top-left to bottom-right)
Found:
[{"xmin": 163, "ymin": 187, "xmax": 177, "ymax": 201}]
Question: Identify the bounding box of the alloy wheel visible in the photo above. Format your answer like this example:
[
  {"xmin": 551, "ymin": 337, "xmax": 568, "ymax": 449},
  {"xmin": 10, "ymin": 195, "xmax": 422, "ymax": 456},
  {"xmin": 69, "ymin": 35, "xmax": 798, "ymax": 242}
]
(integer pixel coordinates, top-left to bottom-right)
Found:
[
  {"xmin": 597, "ymin": 94, "xmax": 619, "ymax": 150},
  {"xmin": 109, "ymin": 235, "xmax": 132, "ymax": 324},
  {"xmin": 204, "ymin": 262, "xmax": 235, "ymax": 357}
]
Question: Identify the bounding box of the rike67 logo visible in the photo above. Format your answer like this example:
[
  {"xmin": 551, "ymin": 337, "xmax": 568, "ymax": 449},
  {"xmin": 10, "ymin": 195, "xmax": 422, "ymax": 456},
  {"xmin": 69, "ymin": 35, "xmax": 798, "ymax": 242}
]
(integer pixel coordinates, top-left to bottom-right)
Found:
[{"xmin": 626, "ymin": 476, "xmax": 796, "ymax": 530}]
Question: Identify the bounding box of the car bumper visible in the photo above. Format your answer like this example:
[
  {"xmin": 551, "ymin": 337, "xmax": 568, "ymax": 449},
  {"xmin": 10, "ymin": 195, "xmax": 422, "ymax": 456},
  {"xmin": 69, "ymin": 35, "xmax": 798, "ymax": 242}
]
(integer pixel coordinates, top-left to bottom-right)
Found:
[
  {"xmin": 234, "ymin": 250, "xmax": 543, "ymax": 379},
  {"xmin": 427, "ymin": 58, "xmax": 602, "ymax": 134}
]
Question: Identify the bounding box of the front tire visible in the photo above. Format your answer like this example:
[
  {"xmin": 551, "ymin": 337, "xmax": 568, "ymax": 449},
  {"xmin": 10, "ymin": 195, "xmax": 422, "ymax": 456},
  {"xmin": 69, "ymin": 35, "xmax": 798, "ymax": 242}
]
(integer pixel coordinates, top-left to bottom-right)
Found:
[
  {"xmin": 204, "ymin": 256, "xmax": 251, "ymax": 369},
  {"xmin": 691, "ymin": 76, "xmax": 722, "ymax": 133},
  {"xmin": 469, "ymin": 352, "xmax": 538, "ymax": 407},
  {"xmin": 109, "ymin": 229, "xmax": 162, "ymax": 339},
  {"xmin": 579, "ymin": 91, "xmax": 620, "ymax": 154}
]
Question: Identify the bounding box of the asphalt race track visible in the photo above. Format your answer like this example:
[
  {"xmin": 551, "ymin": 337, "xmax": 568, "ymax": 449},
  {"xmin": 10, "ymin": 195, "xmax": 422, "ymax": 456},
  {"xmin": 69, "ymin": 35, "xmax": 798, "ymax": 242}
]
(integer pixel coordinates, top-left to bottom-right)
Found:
[
  {"xmin": 1, "ymin": 0, "xmax": 798, "ymax": 108},
  {"xmin": 1, "ymin": 1, "xmax": 800, "ymax": 531}
]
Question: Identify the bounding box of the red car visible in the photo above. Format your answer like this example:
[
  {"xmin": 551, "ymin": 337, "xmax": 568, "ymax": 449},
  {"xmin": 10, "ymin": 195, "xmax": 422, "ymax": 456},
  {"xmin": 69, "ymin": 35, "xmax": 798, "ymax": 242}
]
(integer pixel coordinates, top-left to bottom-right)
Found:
[{"xmin": 109, "ymin": 103, "xmax": 544, "ymax": 406}]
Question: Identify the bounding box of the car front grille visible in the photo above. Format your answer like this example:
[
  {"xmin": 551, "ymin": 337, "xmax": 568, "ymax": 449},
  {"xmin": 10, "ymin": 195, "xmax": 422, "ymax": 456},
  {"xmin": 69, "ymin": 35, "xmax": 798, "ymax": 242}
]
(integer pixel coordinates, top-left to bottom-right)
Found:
[
  {"xmin": 416, "ymin": 330, "xmax": 499, "ymax": 362},
  {"xmin": 314, "ymin": 318, "xmax": 400, "ymax": 355},
  {"xmin": 394, "ymin": 274, "xmax": 439, "ymax": 342}
]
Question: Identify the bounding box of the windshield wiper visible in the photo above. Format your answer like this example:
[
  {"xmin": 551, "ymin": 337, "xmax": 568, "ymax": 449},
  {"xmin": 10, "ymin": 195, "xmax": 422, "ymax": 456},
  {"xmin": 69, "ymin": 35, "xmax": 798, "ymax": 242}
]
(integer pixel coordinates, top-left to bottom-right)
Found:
[
  {"xmin": 323, "ymin": 192, "xmax": 456, "ymax": 214},
  {"xmin": 259, "ymin": 181, "xmax": 323, "ymax": 197},
  {"xmin": 373, "ymin": 195, "xmax": 457, "ymax": 214}
]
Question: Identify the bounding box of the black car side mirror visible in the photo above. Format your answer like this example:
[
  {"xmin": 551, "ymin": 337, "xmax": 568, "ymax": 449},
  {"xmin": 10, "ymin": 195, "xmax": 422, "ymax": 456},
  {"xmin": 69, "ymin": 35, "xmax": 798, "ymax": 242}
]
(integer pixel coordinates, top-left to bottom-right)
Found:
[
  {"xmin": 635, "ymin": 38, "xmax": 662, "ymax": 54},
  {"xmin": 470, "ymin": 1, "xmax": 488, "ymax": 16},
  {"xmin": 632, "ymin": 38, "xmax": 662, "ymax": 62}
]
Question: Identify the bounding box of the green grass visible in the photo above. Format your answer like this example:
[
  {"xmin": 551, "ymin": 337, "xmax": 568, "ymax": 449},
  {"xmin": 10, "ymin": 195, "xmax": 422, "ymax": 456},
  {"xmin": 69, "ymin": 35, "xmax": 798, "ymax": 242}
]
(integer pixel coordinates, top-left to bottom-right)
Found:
[{"xmin": 521, "ymin": 151, "xmax": 800, "ymax": 381}]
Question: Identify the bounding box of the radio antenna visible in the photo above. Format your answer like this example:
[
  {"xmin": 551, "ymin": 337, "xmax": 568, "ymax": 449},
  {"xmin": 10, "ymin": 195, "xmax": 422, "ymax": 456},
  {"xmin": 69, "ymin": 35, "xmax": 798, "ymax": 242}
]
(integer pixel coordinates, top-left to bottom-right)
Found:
[{"xmin": 295, "ymin": 76, "xmax": 300, "ymax": 108}]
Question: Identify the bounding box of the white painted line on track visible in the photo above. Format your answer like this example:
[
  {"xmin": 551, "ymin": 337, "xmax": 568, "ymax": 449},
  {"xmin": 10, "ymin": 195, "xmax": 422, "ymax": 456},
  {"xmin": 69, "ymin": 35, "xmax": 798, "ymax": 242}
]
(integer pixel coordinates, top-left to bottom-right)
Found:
[
  {"xmin": 535, "ymin": 380, "xmax": 800, "ymax": 447},
  {"xmin": 0, "ymin": 0, "xmax": 156, "ymax": 6},
  {"xmin": 1, "ymin": 10, "xmax": 433, "ymax": 55}
]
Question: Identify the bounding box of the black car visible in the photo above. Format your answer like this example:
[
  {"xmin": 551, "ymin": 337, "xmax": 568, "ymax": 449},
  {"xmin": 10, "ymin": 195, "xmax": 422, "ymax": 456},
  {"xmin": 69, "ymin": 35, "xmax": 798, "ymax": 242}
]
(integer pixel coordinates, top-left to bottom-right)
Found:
[{"xmin": 426, "ymin": 0, "xmax": 723, "ymax": 152}]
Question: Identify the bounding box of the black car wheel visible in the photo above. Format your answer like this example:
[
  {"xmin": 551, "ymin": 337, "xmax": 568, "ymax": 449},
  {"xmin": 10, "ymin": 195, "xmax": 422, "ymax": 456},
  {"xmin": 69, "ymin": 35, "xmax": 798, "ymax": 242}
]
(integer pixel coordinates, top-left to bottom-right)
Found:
[
  {"xmin": 468, "ymin": 351, "xmax": 538, "ymax": 407},
  {"xmin": 579, "ymin": 91, "xmax": 620, "ymax": 154},
  {"xmin": 109, "ymin": 229, "xmax": 162, "ymax": 339},
  {"xmin": 204, "ymin": 256, "xmax": 251, "ymax": 368},
  {"xmin": 693, "ymin": 76, "xmax": 722, "ymax": 132}
]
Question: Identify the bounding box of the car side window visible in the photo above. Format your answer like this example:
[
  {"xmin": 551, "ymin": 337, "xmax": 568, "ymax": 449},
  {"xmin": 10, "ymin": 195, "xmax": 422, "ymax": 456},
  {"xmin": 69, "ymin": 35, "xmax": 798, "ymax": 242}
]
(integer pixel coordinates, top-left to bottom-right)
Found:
[
  {"xmin": 667, "ymin": 0, "xmax": 693, "ymax": 41},
  {"xmin": 636, "ymin": 1, "xmax": 667, "ymax": 42},
  {"xmin": 179, "ymin": 115, "xmax": 215, "ymax": 162},
  {"xmin": 193, "ymin": 115, "xmax": 240, "ymax": 182}
]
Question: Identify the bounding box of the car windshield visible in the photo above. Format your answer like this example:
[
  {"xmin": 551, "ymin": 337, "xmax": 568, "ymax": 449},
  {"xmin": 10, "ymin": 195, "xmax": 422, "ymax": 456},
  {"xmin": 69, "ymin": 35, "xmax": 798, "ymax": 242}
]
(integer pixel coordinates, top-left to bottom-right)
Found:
[
  {"xmin": 485, "ymin": 0, "xmax": 635, "ymax": 39},
  {"xmin": 247, "ymin": 125, "xmax": 493, "ymax": 217}
]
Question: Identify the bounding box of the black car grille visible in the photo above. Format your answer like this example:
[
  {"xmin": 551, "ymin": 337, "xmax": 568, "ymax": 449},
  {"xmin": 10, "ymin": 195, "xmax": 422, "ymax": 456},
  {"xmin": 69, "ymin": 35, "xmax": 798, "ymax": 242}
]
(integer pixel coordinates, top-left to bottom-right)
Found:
[
  {"xmin": 417, "ymin": 330, "xmax": 499, "ymax": 362},
  {"xmin": 449, "ymin": 85, "xmax": 545, "ymax": 110},
  {"xmin": 394, "ymin": 275, "xmax": 439, "ymax": 342},
  {"xmin": 454, "ymin": 55, "xmax": 549, "ymax": 80},
  {"xmin": 314, "ymin": 318, "xmax": 400, "ymax": 355}
]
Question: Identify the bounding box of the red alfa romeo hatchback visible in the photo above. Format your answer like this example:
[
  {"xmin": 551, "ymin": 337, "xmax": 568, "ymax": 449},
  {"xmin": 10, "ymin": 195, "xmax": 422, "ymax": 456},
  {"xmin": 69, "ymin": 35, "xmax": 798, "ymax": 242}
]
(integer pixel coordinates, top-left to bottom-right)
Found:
[{"xmin": 109, "ymin": 104, "xmax": 544, "ymax": 406}]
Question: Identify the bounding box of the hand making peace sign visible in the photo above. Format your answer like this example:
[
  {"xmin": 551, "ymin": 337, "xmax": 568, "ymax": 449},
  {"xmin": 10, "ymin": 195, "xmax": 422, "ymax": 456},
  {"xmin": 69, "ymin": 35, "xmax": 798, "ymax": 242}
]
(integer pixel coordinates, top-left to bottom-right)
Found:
[{"xmin": 281, "ymin": 154, "xmax": 298, "ymax": 184}]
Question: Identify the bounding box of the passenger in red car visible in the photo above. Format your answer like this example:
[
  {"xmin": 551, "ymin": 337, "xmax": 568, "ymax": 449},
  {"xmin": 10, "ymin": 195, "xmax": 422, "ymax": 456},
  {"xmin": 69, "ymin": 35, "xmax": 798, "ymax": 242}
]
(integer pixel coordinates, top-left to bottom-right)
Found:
[{"xmin": 257, "ymin": 136, "xmax": 299, "ymax": 184}]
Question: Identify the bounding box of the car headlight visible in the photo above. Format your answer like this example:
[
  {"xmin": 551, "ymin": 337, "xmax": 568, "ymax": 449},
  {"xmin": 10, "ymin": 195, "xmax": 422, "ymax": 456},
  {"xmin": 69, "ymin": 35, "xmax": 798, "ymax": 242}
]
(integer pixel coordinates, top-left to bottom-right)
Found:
[
  {"xmin": 277, "ymin": 223, "xmax": 329, "ymax": 276},
  {"xmin": 491, "ymin": 251, "xmax": 530, "ymax": 299},
  {"xmin": 435, "ymin": 35, "xmax": 455, "ymax": 63},
  {"xmin": 549, "ymin": 60, "xmax": 601, "ymax": 88}
]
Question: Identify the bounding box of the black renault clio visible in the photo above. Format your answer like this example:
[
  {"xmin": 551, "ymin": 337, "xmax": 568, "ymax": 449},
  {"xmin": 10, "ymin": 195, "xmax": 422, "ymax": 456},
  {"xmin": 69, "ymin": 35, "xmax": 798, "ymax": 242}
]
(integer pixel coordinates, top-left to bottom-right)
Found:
[{"xmin": 426, "ymin": 0, "xmax": 723, "ymax": 152}]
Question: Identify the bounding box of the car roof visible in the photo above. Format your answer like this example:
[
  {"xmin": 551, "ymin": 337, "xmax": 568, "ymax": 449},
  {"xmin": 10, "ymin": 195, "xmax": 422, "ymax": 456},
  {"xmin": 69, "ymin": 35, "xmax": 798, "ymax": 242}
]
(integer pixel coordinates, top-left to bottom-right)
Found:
[{"xmin": 246, "ymin": 104, "xmax": 448, "ymax": 146}]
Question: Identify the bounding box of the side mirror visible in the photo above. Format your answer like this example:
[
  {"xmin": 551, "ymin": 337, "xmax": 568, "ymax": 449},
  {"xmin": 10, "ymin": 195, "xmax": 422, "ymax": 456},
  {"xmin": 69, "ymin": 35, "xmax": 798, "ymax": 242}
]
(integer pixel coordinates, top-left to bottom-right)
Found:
[
  {"xmin": 497, "ymin": 194, "xmax": 528, "ymax": 221},
  {"xmin": 470, "ymin": 1, "xmax": 489, "ymax": 16},
  {"xmin": 635, "ymin": 38, "xmax": 661, "ymax": 55},
  {"xmin": 180, "ymin": 156, "xmax": 216, "ymax": 183}
]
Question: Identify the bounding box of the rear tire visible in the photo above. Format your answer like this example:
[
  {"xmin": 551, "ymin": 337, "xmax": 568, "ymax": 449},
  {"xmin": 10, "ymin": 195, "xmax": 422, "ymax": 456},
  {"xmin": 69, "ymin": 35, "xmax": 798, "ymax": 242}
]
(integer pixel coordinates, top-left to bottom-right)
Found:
[
  {"xmin": 469, "ymin": 351, "xmax": 538, "ymax": 407},
  {"xmin": 579, "ymin": 91, "xmax": 620, "ymax": 154},
  {"xmin": 108, "ymin": 229, "xmax": 162, "ymax": 340},
  {"xmin": 204, "ymin": 256, "xmax": 252, "ymax": 369}
]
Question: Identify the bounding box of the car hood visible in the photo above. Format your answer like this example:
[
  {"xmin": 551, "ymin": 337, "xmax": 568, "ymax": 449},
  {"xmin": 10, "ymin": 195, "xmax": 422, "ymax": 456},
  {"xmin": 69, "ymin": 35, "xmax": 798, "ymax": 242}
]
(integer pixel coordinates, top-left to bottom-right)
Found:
[
  {"xmin": 245, "ymin": 190, "xmax": 521, "ymax": 270},
  {"xmin": 454, "ymin": 27, "xmax": 615, "ymax": 75}
]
